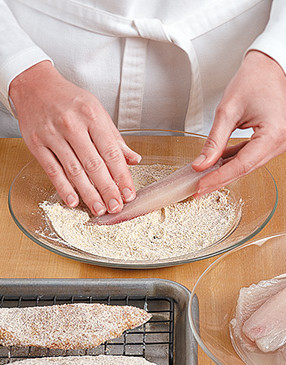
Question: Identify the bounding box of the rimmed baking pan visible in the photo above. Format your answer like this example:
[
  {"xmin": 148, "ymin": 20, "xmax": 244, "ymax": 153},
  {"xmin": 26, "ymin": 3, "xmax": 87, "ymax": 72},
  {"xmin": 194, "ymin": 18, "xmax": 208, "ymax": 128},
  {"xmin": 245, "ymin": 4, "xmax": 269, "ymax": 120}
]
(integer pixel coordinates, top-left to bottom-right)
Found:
[{"xmin": 0, "ymin": 279, "xmax": 197, "ymax": 365}]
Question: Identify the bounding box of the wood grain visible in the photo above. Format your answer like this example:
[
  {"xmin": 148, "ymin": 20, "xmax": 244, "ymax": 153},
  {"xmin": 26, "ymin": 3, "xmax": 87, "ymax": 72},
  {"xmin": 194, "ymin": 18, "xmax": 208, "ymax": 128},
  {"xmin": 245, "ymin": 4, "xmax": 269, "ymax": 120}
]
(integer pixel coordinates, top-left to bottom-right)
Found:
[{"xmin": 0, "ymin": 137, "xmax": 286, "ymax": 364}]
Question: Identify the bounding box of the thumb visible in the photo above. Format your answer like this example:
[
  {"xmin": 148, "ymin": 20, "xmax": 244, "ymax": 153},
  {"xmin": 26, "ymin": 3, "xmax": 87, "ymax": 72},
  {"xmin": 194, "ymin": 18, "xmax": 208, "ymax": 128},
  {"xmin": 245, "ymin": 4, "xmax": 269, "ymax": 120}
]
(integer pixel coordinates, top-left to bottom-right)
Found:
[{"xmin": 192, "ymin": 103, "xmax": 239, "ymax": 171}]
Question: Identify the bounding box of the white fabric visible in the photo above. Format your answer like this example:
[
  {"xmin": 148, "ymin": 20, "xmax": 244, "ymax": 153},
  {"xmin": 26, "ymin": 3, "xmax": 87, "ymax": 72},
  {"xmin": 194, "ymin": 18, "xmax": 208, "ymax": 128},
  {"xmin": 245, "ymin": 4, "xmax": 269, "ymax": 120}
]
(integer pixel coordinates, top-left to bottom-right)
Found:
[
  {"xmin": 0, "ymin": 0, "xmax": 284, "ymax": 138},
  {"xmin": 248, "ymin": 0, "xmax": 286, "ymax": 71}
]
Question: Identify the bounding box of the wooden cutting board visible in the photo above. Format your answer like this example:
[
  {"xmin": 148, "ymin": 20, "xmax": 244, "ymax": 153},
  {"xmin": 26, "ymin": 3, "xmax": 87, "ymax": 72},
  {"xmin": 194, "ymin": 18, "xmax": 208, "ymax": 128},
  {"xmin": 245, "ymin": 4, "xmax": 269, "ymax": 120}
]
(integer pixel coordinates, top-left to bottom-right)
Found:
[{"xmin": 0, "ymin": 137, "xmax": 286, "ymax": 365}]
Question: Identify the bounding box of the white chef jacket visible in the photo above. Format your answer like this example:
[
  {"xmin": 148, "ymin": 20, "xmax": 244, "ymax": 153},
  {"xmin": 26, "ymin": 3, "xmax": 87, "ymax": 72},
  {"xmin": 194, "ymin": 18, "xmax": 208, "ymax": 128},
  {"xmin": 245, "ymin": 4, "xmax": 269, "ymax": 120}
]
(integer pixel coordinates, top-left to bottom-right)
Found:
[{"xmin": 0, "ymin": 0, "xmax": 285, "ymax": 138}]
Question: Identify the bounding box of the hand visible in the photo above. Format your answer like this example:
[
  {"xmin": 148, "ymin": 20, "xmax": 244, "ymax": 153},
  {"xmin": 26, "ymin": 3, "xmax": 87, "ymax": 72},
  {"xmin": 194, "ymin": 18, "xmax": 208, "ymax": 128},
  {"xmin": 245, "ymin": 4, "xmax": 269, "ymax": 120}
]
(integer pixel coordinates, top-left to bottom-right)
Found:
[
  {"xmin": 192, "ymin": 50, "xmax": 286, "ymax": 197},
  {"xmin": 9, "ymin": 61, "xmax": 141, "ymax": 215}
]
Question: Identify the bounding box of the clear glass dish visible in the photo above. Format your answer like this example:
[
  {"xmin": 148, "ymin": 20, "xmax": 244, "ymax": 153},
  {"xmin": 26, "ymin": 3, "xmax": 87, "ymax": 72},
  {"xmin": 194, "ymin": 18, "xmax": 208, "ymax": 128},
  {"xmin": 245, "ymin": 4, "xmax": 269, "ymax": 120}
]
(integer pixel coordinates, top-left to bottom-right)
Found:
[
  {"xmin": 189, "ymin": 233, "xmax": 286, "ymax": 365},
  {"xmin": 8, "ymin": 129, "xmax": 277, "ymax": 269}
]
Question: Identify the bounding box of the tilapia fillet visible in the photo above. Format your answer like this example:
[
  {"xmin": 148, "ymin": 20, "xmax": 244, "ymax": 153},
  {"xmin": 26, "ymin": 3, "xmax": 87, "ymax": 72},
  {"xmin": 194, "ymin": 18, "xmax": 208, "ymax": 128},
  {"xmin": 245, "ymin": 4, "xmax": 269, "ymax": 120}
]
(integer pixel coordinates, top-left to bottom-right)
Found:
[
  {"xmin": 13, "ymin": 355, "xmax": 156, "ymax": 364},
  {"xmin": 243, "ymin": 286, "xmax": 286, "ymax": 352},
  {"xmin": 0, "ymin": 303, "xmax": 151, "ymax": 349},
  {"xmin": 231, "ymin": 274, "xmax": 286, "ymax": 364},
  {"xmin": 90, "ymin": 159, "xmax": 222, "ymax": 225}
]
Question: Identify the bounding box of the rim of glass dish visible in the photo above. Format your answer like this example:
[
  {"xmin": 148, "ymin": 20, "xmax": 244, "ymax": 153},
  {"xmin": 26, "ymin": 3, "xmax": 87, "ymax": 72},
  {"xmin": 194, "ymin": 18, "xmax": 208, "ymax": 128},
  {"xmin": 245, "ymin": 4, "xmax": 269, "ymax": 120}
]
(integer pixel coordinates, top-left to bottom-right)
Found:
[
  {"xmin": 188, "ymin": 233, "xmax": 285, "ymax": 365},
  {"xmin": 8, "ymin": 129, "xmax": 278, "ymax": 269}
]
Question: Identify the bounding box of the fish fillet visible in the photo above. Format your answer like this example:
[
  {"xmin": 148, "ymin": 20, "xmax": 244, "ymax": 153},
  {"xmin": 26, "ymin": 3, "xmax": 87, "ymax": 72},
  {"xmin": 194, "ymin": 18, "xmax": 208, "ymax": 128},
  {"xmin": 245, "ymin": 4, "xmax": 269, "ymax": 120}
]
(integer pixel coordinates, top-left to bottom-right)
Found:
[
  {"xmin": 231, "ymin": 274, "xmax": 286, "ymax": 338},
  {"xmin": 243, "ymin": 287, "xmax": 286, "ymax": 352},
  {"xmin": 230, "ymin": 274, "xmax": 286, "ymax": 364},
  {"xmin": 89, "ymin": 159, "xmax": 222, "ymax": 225},
  {"xmin": 0, "ymin": 303, "xmax": 151, "ymax": 349},
  {"xmin": 13, "ymin": 355, "xmax": 156, "ymax": 364}
]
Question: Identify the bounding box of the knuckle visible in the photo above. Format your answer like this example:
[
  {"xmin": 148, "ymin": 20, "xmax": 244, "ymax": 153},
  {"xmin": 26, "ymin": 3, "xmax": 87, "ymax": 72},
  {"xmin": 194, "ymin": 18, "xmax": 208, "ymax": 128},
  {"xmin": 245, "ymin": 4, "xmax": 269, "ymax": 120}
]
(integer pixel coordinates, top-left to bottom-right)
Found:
[
  {"xmin": 45, "ymin": 163, "xmax": 60, "ymax": 179},
  {"xmin": 84, "ymin": 157, "xmax": 103, "ymax": 174},
  {"xmin": 29, "ymin": 131, "xmax": 41, "ymax": 148},
  {"xmin": 204, "ymin": 136, "xmax": 219, "ymax": 151},
  {"xmin": 80, "ymin": 102, "xmax": 98, "ymax": 121},
  {"xmin": 216, "ymin": 102, "xmax": 238, "ymax": 122},
  {"xmin": 66, "ymin": 161, "xmax": 83, "ymax": 178},
  {"xmin": 239, "ymin": 159, "xmax": 255, "ymax": 176},
  {"xmin": 43, "ymin": 122, "xmax": 56, "ymax": 138},
  {"xmin": 103, "ymin": 145, "xmax": 122, "ymax": 163},
  {"xmin": 215, "ymin": 104, "xmax": 229, "ymax": 121},
  {"xmin": 55, "ymin": 182, "xmax": 67, "ymax": 196},
  {"xmin": 261, "ymin": 122, "xmax": 286, "ymax": 146},
  {"xmin": 99, "ymin": 184, "xmax": 118, "ymax": 198},
  {"xmin": 78, "ymin": 189, "xmax": 97, "ymax": 205},
  {"xmin": 113, "ymin": 171, "xmax": 129, "ymax": 186},
  {"xmin": 58, "ymin": 113, "xmax": 75, "ymax": 133}
]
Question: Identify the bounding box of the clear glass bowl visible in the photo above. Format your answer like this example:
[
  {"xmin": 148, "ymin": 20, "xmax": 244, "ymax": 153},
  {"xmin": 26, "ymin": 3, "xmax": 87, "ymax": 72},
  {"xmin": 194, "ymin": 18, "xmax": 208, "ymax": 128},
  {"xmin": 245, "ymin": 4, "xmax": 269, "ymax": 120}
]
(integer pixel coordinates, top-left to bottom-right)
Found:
[
  {"xmin": 8, "ymin": 129, "xmax": 277, "ymax": 268},
  {"xmin": 189, "ymin": 233, "xmax": 286, "ymax": 365}
]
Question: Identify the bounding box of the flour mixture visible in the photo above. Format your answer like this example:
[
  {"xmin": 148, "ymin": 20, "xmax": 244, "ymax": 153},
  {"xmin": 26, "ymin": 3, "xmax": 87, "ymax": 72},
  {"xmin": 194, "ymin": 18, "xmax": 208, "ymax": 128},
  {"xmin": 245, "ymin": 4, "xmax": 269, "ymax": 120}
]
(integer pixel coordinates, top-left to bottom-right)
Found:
[{"xmin": 40, "ymin": 164, "xmax": 240, "ymax": 261}]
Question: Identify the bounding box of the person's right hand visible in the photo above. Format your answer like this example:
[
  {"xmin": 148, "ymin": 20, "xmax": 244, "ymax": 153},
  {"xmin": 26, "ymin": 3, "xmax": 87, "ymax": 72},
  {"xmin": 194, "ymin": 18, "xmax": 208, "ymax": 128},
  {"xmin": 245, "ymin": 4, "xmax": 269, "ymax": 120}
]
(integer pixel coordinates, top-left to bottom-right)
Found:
[{"xmin": 9, "ymin": 61, "xmax": 141, "ymax": 216}]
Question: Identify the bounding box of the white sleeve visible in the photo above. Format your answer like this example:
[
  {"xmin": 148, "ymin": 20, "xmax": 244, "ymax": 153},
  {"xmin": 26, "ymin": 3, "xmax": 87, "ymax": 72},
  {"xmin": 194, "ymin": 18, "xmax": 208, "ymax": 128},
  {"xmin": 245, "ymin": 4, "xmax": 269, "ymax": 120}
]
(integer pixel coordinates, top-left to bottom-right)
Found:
[
  {"xmin": 0, "ymin": 0, "xmax": 53, "ymax": 115},
  {"xmin": 248, "ymin": 0, "xmax": 286, "ymax": 73}
]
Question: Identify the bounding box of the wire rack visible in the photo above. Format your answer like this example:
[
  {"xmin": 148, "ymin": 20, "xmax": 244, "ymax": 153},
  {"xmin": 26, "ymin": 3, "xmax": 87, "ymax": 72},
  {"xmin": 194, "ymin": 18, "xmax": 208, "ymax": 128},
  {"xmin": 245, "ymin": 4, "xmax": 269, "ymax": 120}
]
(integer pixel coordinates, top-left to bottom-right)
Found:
[{"xmin": 0, "ymin": 294, "xmax": 175, "ymax": 364}]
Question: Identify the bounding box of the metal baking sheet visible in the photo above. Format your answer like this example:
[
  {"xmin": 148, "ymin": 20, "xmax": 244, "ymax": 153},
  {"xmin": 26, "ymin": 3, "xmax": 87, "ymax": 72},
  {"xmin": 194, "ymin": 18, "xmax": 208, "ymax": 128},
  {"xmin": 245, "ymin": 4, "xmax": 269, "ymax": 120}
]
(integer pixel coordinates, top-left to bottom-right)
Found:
[{"xmin": 0, "ymin": 279, "xmax": 198, "ymax": 365}]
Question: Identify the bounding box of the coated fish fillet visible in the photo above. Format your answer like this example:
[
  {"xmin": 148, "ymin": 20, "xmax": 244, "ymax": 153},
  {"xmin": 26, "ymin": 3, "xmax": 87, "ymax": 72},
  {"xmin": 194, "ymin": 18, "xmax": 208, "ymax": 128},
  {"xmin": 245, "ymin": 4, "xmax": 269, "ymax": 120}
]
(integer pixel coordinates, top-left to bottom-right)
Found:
[
  {"xmin": 90, "ymin": 159, "xmax": 222, "ymax": 225},
  {"xmin": 0, "ymin": 303, "xmax": 151, "ymax": 349},
  {"xmin": 14, "ymin": 355, "xmax": 156, "ymax": 364},
  {"xmin": 243, "ymin": 287, "xmax": 286, "ymax": 352}
]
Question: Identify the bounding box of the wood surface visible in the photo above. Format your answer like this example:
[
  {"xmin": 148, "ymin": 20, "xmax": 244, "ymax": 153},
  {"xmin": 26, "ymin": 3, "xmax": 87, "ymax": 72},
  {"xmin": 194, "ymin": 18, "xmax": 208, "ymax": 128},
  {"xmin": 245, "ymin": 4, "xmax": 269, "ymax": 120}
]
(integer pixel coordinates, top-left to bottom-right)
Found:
[{"xmin": 0, "ymin": 137, "xmax": 286, "ymax": 365}]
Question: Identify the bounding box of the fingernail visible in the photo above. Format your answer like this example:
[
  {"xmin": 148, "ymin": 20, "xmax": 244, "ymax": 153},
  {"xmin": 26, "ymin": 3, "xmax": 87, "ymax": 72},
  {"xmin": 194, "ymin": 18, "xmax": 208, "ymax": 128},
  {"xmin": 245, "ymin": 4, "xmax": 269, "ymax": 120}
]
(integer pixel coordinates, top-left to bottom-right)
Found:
[
  {"xmin": 93, "ymin": 202, "xmax": 106, "ymax": 216},
  {"xmin": 66, "ymin": 194, "xmax": 77, "ymax": 208},
  {"xmin": 108, "ymin": 198, "xmax": 119, "ymax": 212},
  {"xmin": 122, "ymin": 188, "xmax": 134, "ymax": 202},
  {"xmin": 134, "ymin": 153, "xmax": 142, "ymax": 163},
  {"xmin": 129, "ymin": 153, "xmax": 142, "ymax": 164},
  {"xmin": 196, "ymin": 188, "xmax": 207, "ymax": 197},
  {"xmin": 192, "ymin": 154, "xmax": 206, "ymax": 166}
]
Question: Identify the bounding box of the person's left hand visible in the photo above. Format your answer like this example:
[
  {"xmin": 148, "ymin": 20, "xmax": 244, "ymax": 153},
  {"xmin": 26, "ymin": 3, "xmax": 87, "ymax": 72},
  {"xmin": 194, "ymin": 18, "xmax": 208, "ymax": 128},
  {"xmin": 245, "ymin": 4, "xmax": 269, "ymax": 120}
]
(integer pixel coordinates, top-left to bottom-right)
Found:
[{"xmin": 192, "ymin": 50, "xmax": 286, "ymax": 197}]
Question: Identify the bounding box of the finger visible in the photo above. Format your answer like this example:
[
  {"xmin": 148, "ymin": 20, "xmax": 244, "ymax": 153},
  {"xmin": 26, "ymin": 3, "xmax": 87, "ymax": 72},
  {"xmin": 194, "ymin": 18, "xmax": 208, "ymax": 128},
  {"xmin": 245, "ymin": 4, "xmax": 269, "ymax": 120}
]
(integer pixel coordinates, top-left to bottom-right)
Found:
[
  {"xmin": 192, "ymin": 102, "xmax": 242, "ymax": 171},
  {"xmin": 222, "ymin": 140, "xmax": 249, "ymax": 159},
  {"xmin": 50, "ymin": 138, "xmax": 110, "ymax": 216},
  {"xmin": 108, "ymin": 122, "xmax": 142, "ymax": 165},
  {"xmin": 32, "ymin": 146, "xmax": 79, "ymax": 208},
  {"xmin": 89, "ymin": 121, "xmax": 137, "ymax": 204},
  {"xmin": 194, "ymin": 135, "xmax": 272, "ymax": 198},
  {"xmin": 66, "ymin": 130, "xmax": 127, "ymax": 213},
  {"xmin": 117, "ymin": 139, "xmax": 142, "ymax": 165}
]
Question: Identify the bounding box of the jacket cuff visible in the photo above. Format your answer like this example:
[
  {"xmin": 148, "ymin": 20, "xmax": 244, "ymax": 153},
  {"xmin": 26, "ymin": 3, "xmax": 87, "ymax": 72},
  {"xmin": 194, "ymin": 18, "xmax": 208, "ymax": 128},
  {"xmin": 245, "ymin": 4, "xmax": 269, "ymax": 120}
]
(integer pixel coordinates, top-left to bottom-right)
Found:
[
  {"xmin": 246, "ymin": 33, "xmax": 286, "ymax": 75},
  {"xmin": 0, "ymin": 46, "xmax": 53, "ymax": 117}
]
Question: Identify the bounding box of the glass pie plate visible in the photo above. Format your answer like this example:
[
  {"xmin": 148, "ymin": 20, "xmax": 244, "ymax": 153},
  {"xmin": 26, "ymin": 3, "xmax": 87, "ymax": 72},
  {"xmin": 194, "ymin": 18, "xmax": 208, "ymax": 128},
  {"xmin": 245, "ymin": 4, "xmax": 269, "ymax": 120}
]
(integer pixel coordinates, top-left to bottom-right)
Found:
[
  {"xmin": 8, "ymin": 129, "xmax": 277, "ymax": 269},
  {"xmin": 189, "ymin": 233, "xmax": 286, "ymax": 365}
]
